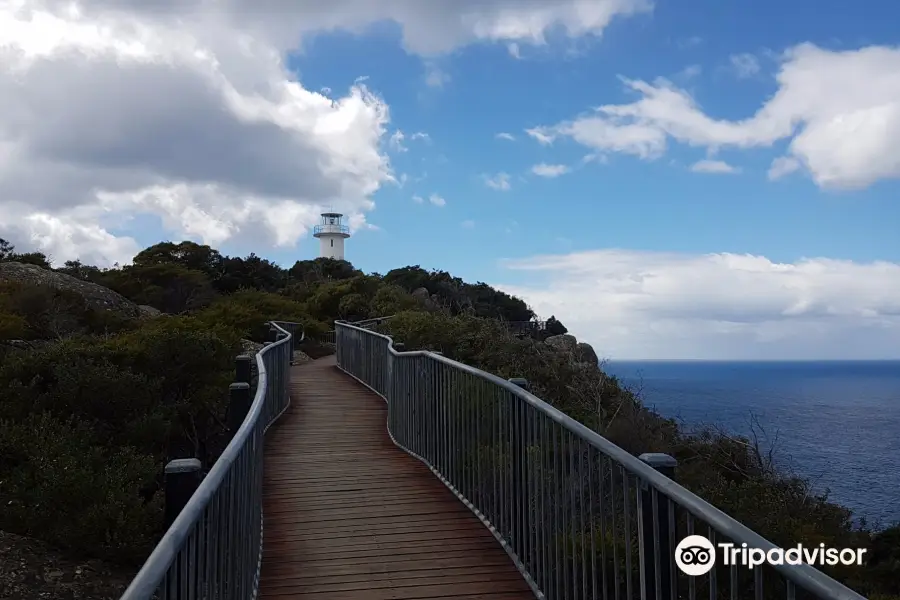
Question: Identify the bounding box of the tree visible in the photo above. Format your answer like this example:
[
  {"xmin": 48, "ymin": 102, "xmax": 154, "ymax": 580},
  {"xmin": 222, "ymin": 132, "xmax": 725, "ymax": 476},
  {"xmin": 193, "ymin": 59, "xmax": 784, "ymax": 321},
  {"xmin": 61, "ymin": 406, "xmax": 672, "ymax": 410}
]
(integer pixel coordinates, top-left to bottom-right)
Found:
[
  {"xmin": 338, "ymin": 293, "xmax": 369, "ymax": 321},
  {"xmin": 370, "ymin": 284, "xmax": 419, "ymax": 316},
  {"xmin": 289, "ymin": 258, "xmax": 361, "ymax": 284},
  {"xmin": 132, "ymin": 241, "xmax": 224, "ymax": 279},
  {"xmin": 0, "ymin": 238, "xmax": 14, "ymax": 260},
  {"xmin": 56, "ymin": 260, "xmax": 106, "ymax": 284},
  {"xmin": 0, "ymin": 238, "xmax": 51, "ymax": 269},
  {"xmin": 105, "ymin": 264, "xmax": 217, "ymax": 314},
  {"xmin": 468, "ymin": 282, "xmax": 534, "ymax": 322},
  {"xmin": 216, "ymin": 254, "xmax": 285, "ymax": 293}
]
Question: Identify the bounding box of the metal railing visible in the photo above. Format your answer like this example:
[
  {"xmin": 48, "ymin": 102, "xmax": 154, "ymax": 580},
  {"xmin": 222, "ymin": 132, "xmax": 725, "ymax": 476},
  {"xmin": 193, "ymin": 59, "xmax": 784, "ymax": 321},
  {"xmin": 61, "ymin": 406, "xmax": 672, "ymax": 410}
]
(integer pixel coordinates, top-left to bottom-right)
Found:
[
  {"xmin": 323, "ymin": 316, "xmax": 392, "ymax": 345},
  {"xmin": 507, "ymin": 320, "xmax": 548, "ymax": 332},
  {"xmin": 120, "ymin": 321, "xmax": 301, "ymax": 600},
  {"xmin": 313, "ymin": 223, "xmax": 350, "ymax": 236},
  {"xmin": 335, "ymin": 320, "xmax": 867, "ymax": 600}
]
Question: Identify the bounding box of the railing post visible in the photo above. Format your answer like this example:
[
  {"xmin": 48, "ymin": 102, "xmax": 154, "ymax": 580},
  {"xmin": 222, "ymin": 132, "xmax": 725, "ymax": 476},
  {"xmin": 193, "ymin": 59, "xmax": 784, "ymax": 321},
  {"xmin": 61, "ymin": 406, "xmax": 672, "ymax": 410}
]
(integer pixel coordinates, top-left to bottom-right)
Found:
[
  {"xmin": 508, "ymin": 378, "xmax": 531, "ymax": 442},
  {"xmin": 235, "ymin": 354, "xmax": 252, "ymax": 385},
  {"xmin": 638, "ymin": 452, "xmax": 677, "ymax": 600},
  {"xmin": 227, "ymin": 382, "xmax": 252, "ymax": 434},
  {"xmin": 508, "ymin": 377, "xmax": 529, "ymax": 555},
  {"xmin": 508, "ymin": 377, "xmax": 529, "ymax": 391},
  {"xmin": 164, "ymin": 458, "xmax": 202, "ymax": 528}
]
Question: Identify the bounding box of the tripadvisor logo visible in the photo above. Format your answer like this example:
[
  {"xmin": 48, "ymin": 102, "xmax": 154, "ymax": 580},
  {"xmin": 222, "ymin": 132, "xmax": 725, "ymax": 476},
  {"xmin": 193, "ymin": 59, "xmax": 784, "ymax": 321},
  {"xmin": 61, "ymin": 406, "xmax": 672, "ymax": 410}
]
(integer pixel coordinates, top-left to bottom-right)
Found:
[
  {"xmin": 676, "ymin": 535, "xmax": 717, "ymax": 576},
  {"xmin": 675, "ymin": 535, "xmax": 867, "ymax": 576}
]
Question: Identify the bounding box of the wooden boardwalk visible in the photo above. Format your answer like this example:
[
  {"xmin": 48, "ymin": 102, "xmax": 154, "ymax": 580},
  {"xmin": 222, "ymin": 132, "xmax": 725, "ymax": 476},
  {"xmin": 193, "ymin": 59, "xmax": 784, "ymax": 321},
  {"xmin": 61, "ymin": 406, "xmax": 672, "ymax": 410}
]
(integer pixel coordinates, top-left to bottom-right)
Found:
[{"xmin": 259, "ymin": 356, "xmax": 535, "ymax": 600}]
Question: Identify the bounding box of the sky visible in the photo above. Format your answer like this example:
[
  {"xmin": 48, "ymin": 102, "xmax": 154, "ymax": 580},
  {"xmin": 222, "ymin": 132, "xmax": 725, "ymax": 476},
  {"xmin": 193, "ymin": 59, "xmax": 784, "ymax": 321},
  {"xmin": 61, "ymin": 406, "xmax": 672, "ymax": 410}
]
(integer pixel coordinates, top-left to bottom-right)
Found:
[{"xmin": 1, "ymin": 0, "xmax": 899, "ymax": 360}]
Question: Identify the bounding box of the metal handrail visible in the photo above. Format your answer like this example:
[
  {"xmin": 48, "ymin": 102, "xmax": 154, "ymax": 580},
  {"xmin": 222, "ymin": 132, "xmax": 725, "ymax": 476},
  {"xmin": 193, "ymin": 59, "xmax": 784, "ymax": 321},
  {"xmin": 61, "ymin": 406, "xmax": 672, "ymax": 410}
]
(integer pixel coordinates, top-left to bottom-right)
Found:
[
  {"xmin": 120, "ymin": 321, "xmax": 302, "ymax": 600},
  {"xmin": 324, "ymin": 315, "xmax": 393, "ymax": 344},
  {"xmin": 334, "ymin": 320, "xmax": 867, "ymax": 600}
]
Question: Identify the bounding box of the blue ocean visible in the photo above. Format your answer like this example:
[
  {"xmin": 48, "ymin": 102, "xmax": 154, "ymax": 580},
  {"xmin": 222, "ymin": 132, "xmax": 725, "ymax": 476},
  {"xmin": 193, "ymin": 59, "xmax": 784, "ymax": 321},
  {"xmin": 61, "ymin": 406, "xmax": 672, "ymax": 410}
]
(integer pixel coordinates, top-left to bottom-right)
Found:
[{"xmin": 604, "ymin": 360, "xmax": 900, "ymax": 527}]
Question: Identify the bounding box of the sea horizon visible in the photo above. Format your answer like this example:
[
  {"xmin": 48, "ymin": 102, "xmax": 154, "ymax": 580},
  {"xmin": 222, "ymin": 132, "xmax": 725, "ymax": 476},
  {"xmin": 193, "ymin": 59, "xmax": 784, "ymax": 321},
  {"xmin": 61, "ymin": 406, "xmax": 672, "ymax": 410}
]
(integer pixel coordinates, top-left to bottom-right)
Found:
[
  {"xmin": 606, "ymin": 358, "xmax": 900, "ymax": 363},
  {"xmin": 604, "ymin": 359, "xmax": 900, "ymax": 527}
]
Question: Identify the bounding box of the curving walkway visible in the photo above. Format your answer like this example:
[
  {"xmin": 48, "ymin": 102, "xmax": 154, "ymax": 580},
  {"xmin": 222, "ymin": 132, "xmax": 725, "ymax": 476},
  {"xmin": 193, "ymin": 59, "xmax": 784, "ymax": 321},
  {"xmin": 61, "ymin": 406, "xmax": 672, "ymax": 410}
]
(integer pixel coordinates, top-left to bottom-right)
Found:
[{"xmin": 259, "ymin": 356, "xmax": 535, "ymax": 600}]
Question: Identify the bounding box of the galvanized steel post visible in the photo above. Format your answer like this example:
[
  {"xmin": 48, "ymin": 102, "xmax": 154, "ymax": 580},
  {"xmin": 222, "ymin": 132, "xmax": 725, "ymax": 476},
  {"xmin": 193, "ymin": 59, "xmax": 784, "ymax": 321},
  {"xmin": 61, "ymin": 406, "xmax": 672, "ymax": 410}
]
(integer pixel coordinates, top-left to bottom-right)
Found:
[
  {"xmin": 639, "ymin": 452, "xmax": 678, "ymax": 600},
  {"xmin": 164, "ymin": 458, "xmax": 202, "ymax": 528},
  {"xmin": 227, "ymin": 382, "xmax": 252, "ymax": 434},
  {"xmin": 235, "ymin": 354, "xmax": 252, "ymax": 385}
]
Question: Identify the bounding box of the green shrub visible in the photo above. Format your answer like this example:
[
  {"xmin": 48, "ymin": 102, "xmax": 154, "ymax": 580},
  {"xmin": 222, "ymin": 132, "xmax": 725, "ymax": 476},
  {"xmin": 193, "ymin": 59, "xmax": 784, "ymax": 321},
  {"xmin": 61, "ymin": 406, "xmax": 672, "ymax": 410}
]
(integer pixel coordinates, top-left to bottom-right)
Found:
[
  {"xmin": 195, "ymin": 289, "xmax": 326, "ymax": 341},
  {"xmin": 0, "ymin": 412, "xmax": 162, "ymax": 562},
  {"xmin": 103, "ymin": 263, "xmax": 217, "ymax": 314},
  {"xmin": 0, "ymin": 314, "xmax": 243, "ymax": 562},
  {"xmin": 0, "ymin": 281, "xmax": 136, "ymax": 339},
  {"xmin": 0, "ymin": 315, "xmax": 240, "ymax": 462},
  {"xmin": 369, "ymin": 284, "xmax": 419, "ymax": 316}
]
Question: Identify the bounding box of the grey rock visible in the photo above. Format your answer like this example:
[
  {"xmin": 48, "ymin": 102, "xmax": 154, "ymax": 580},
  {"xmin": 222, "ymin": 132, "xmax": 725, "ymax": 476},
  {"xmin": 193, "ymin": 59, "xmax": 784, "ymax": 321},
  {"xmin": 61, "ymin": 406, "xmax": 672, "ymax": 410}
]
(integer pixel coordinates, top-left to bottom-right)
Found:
[
  {"xmin": 137, "ymin": 304, "xmax": 162, "ymax": 318},
  {"xmin": 544, "ymin": 334, "xmax": 599, "ymax": 367},
  {"xmin": 0, "ymin": 262, "xmax": 142, "ymax": 319},
  {"xmin": 575, "ymin": 342, "xmax": 599, "ymax": 365},
  {"xmin": 292, "ymin": 350, "xmax": 312, "ymax": 365},
  {"xmin": 2, "ymin": 339, "xmax": 45, "ymax": 351},
  {"xmin": 240, "ymin": 339, "xmax": 265, "ymax": 356},
  {"xmin": 545, "ymin": 334, "xmax": 578, "ymax": 352}
]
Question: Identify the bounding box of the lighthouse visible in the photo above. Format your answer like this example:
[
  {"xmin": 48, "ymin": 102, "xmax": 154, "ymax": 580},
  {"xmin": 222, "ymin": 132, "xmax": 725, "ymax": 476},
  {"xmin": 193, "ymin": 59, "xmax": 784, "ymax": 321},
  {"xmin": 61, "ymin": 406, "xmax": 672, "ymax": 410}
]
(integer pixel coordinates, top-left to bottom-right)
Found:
[{"xmin": 313, "ymin": 212, "xmax": 350, "ymax": 260}]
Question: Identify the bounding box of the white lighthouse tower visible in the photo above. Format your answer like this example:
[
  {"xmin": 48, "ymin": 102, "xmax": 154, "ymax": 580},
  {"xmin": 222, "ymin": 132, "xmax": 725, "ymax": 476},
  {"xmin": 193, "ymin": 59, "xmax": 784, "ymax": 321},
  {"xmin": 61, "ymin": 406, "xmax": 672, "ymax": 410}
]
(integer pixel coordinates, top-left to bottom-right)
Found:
[{"xmin": 313, "ymin": 212, "xmax": 350, "ymax": 259}]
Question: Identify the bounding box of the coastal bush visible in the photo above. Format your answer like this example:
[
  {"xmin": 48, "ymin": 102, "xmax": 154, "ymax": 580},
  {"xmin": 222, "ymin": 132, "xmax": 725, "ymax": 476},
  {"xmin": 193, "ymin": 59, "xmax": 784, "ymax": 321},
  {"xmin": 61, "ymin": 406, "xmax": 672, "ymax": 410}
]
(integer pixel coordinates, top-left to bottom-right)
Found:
[
  {"xmin": 0, "ymin": 412, "xmax": 162, "ymax": 561},
  {"xmin": 103, "ymin": 263, "xmax": 218, "ymax": 314},
  {"xmin": 0, "ymin": 280, "xmax": 136, "ymax": 340},
  {"xmin": 0, "ymin": 313, "xmax": 242, "ymax": 561},
  {"xmin": 195, "ymin": 289, "xmax": 327, "ymax": 341}
]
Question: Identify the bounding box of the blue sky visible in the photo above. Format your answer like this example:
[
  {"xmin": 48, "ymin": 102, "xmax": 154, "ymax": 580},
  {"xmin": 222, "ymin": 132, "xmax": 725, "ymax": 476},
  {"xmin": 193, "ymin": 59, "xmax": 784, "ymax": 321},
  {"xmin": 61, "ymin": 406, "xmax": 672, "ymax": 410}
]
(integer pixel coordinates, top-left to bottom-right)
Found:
[
  {"xmin": 2, "ymin": 0, "xmax": 899, "ymax": 358},
  {"xmin": 279, "ymin": 0, "xmax": 900, "ymax": 283}
]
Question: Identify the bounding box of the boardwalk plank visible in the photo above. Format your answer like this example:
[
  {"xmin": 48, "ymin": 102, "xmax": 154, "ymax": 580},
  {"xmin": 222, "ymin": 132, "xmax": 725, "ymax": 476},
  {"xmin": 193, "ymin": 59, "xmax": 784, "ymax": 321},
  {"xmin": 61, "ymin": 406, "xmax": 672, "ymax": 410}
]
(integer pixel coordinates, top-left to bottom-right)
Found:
[{"xmin": 260, "ymin": 356, "xmax": 534, "ymax": 600}]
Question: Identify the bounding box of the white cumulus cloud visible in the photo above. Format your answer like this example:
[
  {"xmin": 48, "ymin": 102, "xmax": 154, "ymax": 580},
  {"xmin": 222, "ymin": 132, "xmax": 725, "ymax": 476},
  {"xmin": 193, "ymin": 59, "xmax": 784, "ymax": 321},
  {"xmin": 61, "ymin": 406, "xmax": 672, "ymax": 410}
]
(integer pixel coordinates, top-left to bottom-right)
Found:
[
  {"xmin": 531, "ymin": 163, "xmax": 571, "ymax": 177},
  {"xmin": 0, "ymin": 0, "xmax": 649, "ymax": 265},
  {"xmin": 534, "ymin": 43, "xmax": 900, "ymax": 190},
  {"xmin": 690, "ymin": 159, "xmax": 740, "ymax": 174},
  {"xmin": 730, "ymin": 53, "xmax": 761, "ymax": 78},
  {"xmin": 497, "ymin": 249, "xmax": 900, "ymax": 360},
  {"xmin": 484, "ymin": 172, "xmax": 512, "ymax": 191}
]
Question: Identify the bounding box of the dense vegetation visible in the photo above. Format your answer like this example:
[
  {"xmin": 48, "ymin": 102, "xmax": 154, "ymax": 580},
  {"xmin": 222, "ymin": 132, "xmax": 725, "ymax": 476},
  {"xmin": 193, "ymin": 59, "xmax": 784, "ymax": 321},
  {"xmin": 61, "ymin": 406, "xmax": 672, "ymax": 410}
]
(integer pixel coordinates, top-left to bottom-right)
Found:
[{"xmin": 0, "ymin": 238, "xmax": 896, "ymax": 598}]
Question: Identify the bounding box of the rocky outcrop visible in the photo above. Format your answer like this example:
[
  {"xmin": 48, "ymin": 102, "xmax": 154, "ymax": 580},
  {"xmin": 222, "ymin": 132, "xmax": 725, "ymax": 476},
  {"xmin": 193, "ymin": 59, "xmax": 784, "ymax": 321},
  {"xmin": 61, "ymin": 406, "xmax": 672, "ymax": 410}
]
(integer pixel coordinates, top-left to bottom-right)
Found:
[
  {"xmin": 137, "ymin": 304, "xmax": 162, "ymax": 319},
  {"xmin": 292, "ymin": 350, "xmax": 312, "ymax": 365},
  {"xmin": 0, "ymin": 339, "xmax": 51, "ymax": 353},
  {"xmin": 575, "ymin": 342, "xmax": 599, "ymax": 365},
  {"xmin": 240, "ymin": 338, "xmax": 311, "ymax": 368},
  {"xmin": 545, "ymin": 334, "xmax": 577, "ymax": 352},
  {"xmin": 240, "ymin": 339, "xmax": 265, "ymax": 357},
  {"xmin": 0, "ymin": 262, "xmax": 142, "ymax": 319},
  {"xmin": 411, "ymin": 286, "xmax": 440, "ymax": 311},
  {"xmin": 545, "ymin": 333, "xmax": 599, "ymax": 366}
]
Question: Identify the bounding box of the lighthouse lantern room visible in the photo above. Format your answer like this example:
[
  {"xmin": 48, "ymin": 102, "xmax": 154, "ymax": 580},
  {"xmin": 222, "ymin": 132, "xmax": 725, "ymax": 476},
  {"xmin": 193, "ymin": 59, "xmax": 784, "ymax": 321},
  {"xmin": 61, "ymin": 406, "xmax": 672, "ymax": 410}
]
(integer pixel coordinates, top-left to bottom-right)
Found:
[{"xmin": 312, "ymin": 212, "xmax": 351, "ymax": 259}]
